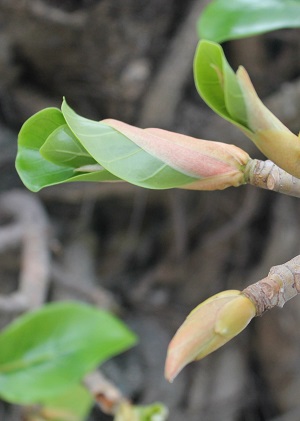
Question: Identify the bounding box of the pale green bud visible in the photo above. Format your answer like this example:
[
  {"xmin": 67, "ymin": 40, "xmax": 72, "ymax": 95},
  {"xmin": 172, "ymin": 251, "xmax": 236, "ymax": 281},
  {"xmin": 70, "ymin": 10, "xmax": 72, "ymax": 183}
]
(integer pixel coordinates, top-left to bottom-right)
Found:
[
  {"xmin": 237, "ymin": 67, "xmax": 300, "ymax": 178},
  {"xmin": 165, "ymin": 290, "xmax": 256, "ymax": 382}
]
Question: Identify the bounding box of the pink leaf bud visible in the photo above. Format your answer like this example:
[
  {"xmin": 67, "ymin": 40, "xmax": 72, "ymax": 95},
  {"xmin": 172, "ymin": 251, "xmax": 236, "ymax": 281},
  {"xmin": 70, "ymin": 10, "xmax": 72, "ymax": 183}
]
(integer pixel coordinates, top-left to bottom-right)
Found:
[{"xmin": 103, "ymin": 119, "xmax": 250, "ymax": 190}]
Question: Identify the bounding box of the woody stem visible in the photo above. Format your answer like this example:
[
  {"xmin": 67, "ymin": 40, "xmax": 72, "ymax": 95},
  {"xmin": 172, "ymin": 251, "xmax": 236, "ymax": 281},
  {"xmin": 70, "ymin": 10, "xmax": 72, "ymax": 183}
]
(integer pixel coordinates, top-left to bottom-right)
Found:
[
  {"xmin": 244, "ymin": 159, "xmax": 300, "ymax": 198},
  {"xmin": 242, "ymin": 255, "xmax": 300, "ymax": 316}
]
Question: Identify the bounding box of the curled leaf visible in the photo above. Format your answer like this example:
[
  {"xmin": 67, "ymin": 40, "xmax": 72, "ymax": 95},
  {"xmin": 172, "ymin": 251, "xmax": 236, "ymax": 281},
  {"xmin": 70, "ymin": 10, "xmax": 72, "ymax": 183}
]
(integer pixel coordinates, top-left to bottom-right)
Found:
[{"xmin": 15, "ymin": 108, "xmax": 119, "ymax": 192}]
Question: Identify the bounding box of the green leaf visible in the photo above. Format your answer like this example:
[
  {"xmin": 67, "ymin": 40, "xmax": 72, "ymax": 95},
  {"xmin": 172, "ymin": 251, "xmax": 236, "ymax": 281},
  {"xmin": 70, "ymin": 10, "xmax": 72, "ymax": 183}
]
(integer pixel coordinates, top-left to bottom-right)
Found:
[
  {"xmin": 40, "ymin": 124, "xmax": 97, "ymax": 168},
  {"xmin": 16, "ymin": 108, "xmax": 72, "ymax": 191},
  {"xmin": 193, "ymin": 40, "xmax": 249, "ymax": 129},
  {"xmin": 16, "ymin": 108, "xmax": 120, "ymax": 192},
  {"xmin": 61, "ymin": 99, "xmax": 198, "ymax": 189},
  {"xmin": 115, "ymin": 402, "xmax": 169, "ymax": 421},
  {"xmin": 135, "ymin": 402, "xmax": 169, "ymax": 421},
  {"xmin": 0, "ymin": 302, "xmax": 137, "ymax": 404},
  {"xmin": 198, "ymin": 0, "xmax": 300, "ymax": 43},
  {"xmin": 30, "ymin": 383, "xmax": 93, "ymax": 421}
]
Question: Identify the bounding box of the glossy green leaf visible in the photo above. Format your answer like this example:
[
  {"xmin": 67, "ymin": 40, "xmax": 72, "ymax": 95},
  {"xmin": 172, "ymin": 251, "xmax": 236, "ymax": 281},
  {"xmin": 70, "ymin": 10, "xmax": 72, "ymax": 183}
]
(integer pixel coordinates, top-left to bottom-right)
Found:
[
  {"xmin": 193, "ymin": 40, "xmax": 250, "ymax": 131},
  {"xmin": 16, "ymin": 108, "xmax": 120, "ymax": 192},
  {"xmin": 0, "ymin": 302, "xmax": 137, "ymax": 404},
  {"xmin": 198, "ymin": 0, "xmax": 300, "ymax": 43},
  {"xmin": 61, "ymin": 99, "xmax": 198, "ymax": 189}
]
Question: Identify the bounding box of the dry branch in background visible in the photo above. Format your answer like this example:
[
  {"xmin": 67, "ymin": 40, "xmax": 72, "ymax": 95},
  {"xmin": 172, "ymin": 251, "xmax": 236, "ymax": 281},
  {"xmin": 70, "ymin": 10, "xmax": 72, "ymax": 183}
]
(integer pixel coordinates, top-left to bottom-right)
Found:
[
  {"xmin": 0, "ymin": 190, "xmax": 50, "ymax": 314},
  {"xmin": 84, "ymin": 371, "xmax": 126, "ymax": 415},
  {"xmin": 0, "ymin": 189, "xmax": 118, "ymax": 318}
]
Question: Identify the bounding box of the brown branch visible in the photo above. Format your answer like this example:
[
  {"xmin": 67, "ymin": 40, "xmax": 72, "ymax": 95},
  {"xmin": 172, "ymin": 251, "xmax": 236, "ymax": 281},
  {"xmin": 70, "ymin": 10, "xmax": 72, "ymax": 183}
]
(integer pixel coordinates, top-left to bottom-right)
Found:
[
  {"xmin": 243, "ymin": 255, "xmax": 300, "ymax": 316},
  {"xmin": 83, "ymin": 371, "xmax": 127, "ymax": 415}
]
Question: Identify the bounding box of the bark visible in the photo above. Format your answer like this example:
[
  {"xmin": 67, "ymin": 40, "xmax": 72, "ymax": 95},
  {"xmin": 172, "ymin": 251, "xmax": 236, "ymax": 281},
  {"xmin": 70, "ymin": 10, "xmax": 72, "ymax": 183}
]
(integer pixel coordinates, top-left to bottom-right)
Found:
[
  {"xmin": 245, "ymin": 159, "xmax": 300, "ymax": 198},
  {"xmin": 243, "ymin": 255, "xmax": 300, "ymax": 316}
]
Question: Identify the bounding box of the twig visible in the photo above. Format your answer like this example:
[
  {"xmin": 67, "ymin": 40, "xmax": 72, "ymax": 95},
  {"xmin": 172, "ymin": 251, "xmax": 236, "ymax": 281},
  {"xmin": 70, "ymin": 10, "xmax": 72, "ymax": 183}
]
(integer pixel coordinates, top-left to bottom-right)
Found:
[
  {"xmin": 0, "ymin": 190, "xmax": 50, "ymax": 313},
  {"xmin": 245, "ymin": 159, "xmax": 300, "ymax": 198},
  {"xmin": 243, "ymin": 255, "xmax": 300, "ymax": 316},
  {"xmin": 83, "ymin": 371, "xmax": 127, "ymax": 415}
]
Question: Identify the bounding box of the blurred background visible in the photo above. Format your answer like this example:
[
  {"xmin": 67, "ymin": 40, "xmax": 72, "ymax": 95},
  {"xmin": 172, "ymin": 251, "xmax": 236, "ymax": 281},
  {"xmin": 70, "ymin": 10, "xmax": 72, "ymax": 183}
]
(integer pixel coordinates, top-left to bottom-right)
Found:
[{"xmin": 0, "ymin": 1, "xmax": 300, "ymax": 420}]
